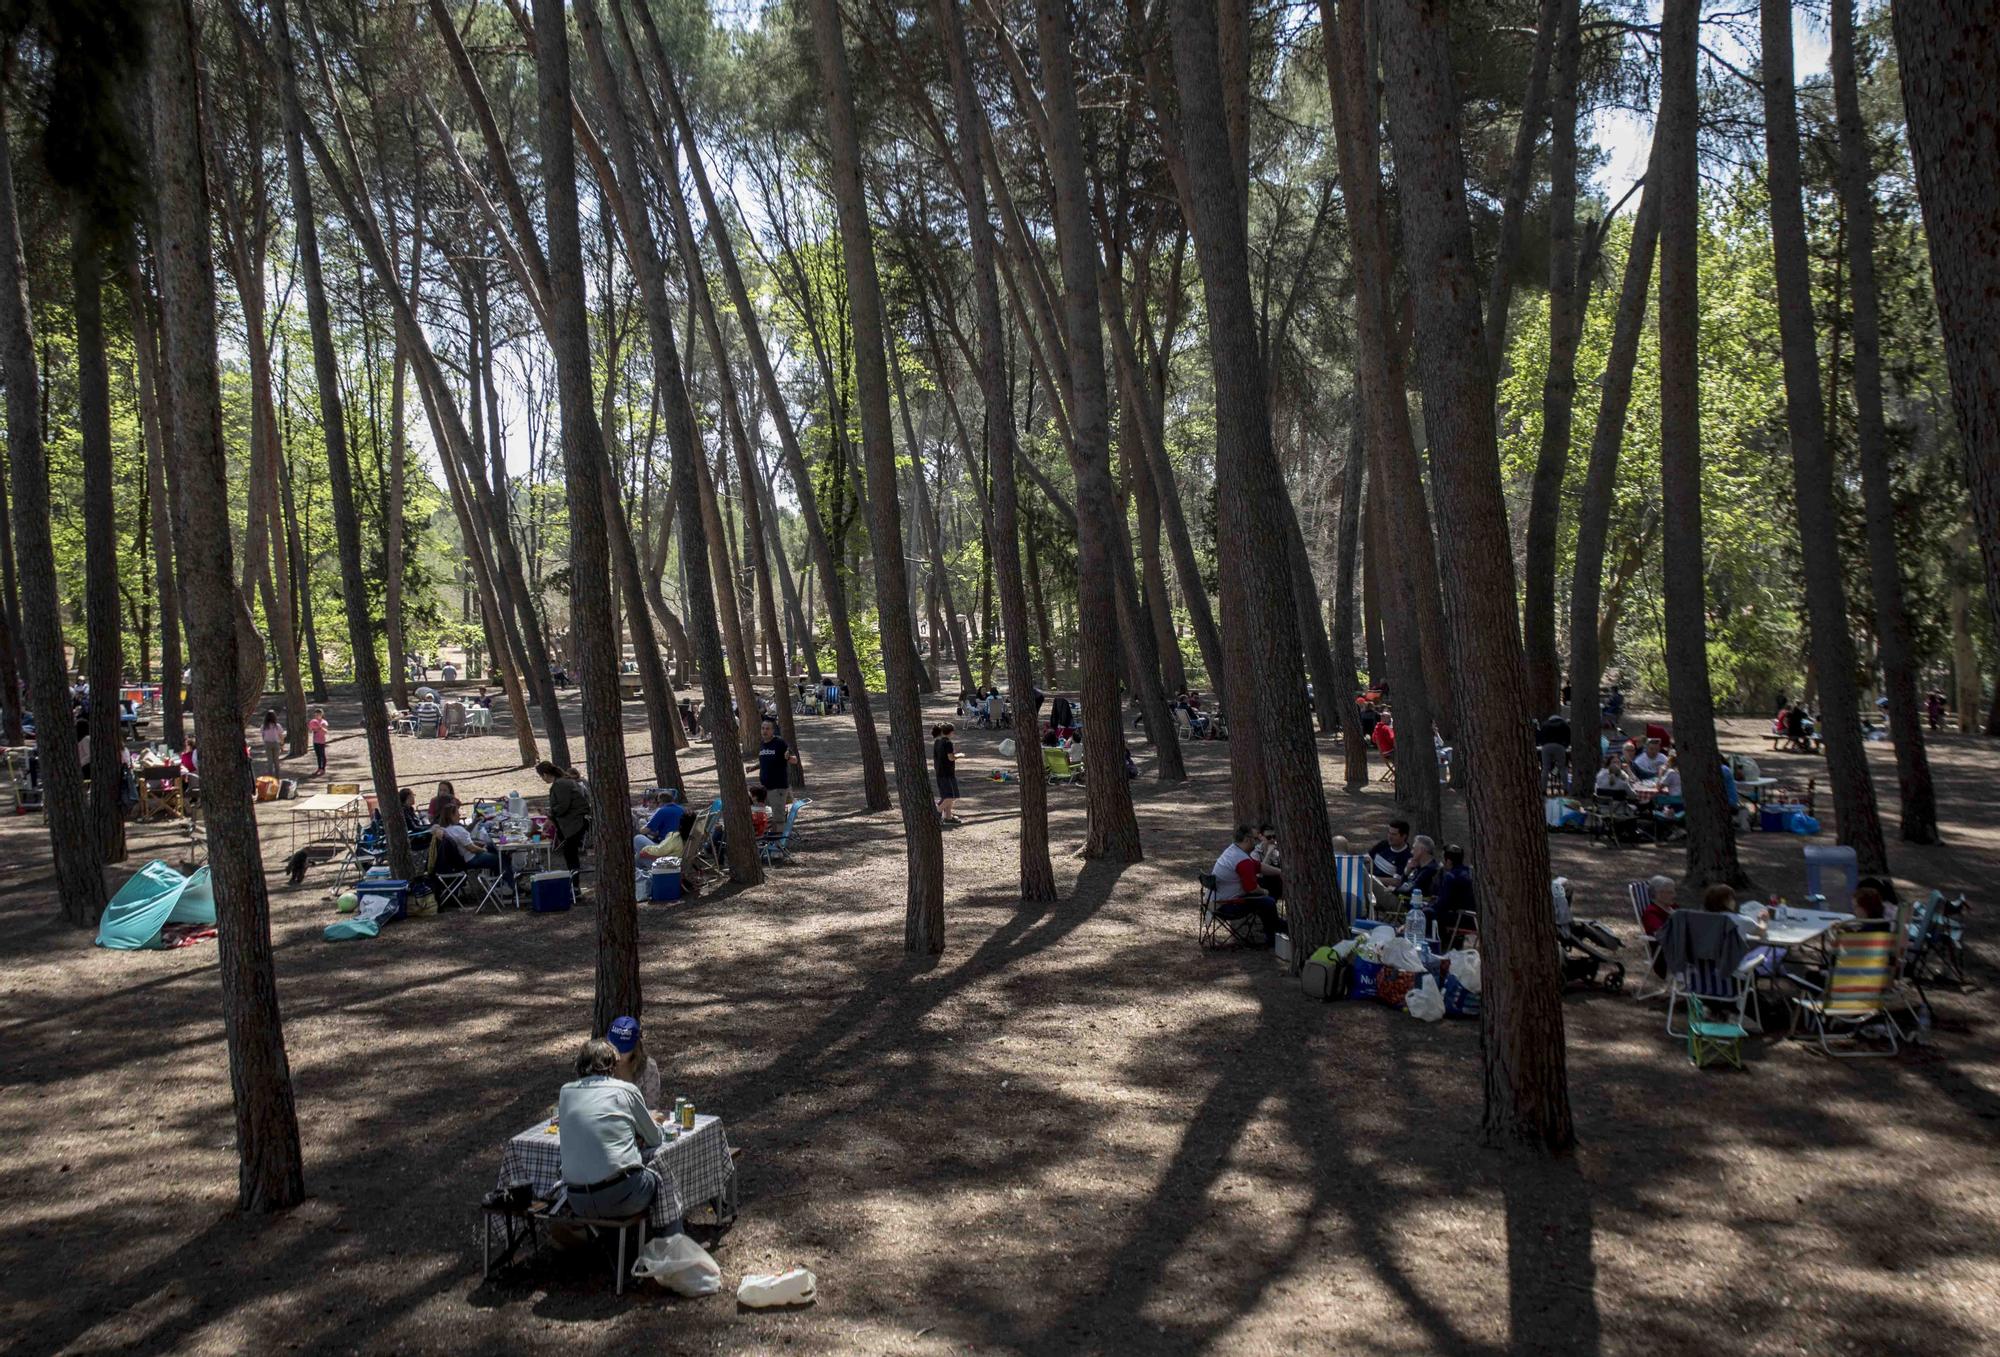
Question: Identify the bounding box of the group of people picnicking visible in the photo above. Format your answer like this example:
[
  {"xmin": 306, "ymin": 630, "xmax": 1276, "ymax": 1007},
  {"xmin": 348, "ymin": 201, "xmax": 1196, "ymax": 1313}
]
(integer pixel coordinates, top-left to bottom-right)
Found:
[{"xmin": 1208, "ymin": 816, "xmax": 1478, "ymax": 950}]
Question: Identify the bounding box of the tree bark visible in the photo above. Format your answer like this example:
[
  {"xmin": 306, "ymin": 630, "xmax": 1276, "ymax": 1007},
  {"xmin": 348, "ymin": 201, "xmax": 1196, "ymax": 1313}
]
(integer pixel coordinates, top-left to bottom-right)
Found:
[
  {"xmin": 1520, "ymin": 0, "xmax": 1583, "ymax": 713},
  {"xmin": 74, "ymin": 222, "xmax": 126, "ymax": 864},
  {"xmin": 1568, "ymin": 156, "xmax": 1659, "ymax": 790},
  {"xmin": 529, "ymin": 0, "xmax": 640, "ymax": 1022},
  {"xmin": 0, "ymin": 105, "xmax": 105, "ymax": 926},
  {"xmin": 1657, "ymin": 0, "xmax": 1745, "ymax": 889},
  {"xmin": 127, "ymin": 260, "xmax": 183, "ymax": 749},
  {"xmin": 148, "ymin": 0, "xmax": 304, "ymax": 1208},
  {"xmin": 630, "ymin": 0, "xmax": 890, "ymax": 810},
  {"xmin": 1324, "ymin": 0, "xmax": 1442, "ymax": 831},
  {"xmin": 1171, "ymin": 0, "xmax": 1341, "ymax": 960},
  {"xmin": 1332, "ymin": 426, "xmax": 1370, "ymax": 791},
  {"xmin": 1022, "ymin": 0, "xmax": 1148, "ymax": 854},
  {"xmin": 1760, "ymin": 0, "xmax": 1888, "ymax": 876},
  {"xmin": 1895, "ymin": 3, "xmax": 2000, "ymax": 681},
  {"xmin": 1377, "ymin": 0, "xmax": 1572, "ymax": 1152},
  {"xmin": 1830, "ymin": 0, "xmax": 1931, "ymax": 841},
  {"xmin": 809, "ymin": 0, "xmax": 946, "ymax": 951},
  {"xmin": 269, "ymin": 0, "xmax": 413, "ymax": 881},
  {"xmin": 1483, "ymin": 0, "xmax": 1561, "ymax": 377}
]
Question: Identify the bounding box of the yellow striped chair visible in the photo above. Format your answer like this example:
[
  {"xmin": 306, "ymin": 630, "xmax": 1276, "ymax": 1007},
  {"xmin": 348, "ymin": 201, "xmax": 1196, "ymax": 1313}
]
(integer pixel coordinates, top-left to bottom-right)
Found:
[{"xmin": 1792, "ymin": 921, "xmax": 1899, "ymax": 1057}]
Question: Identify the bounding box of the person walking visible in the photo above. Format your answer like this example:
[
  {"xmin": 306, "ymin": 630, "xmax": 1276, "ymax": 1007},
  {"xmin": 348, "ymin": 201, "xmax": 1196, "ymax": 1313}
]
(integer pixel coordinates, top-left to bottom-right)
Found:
[{"xmin": 933, "ymin": 722, "xmax": 961, "ymax": 824}]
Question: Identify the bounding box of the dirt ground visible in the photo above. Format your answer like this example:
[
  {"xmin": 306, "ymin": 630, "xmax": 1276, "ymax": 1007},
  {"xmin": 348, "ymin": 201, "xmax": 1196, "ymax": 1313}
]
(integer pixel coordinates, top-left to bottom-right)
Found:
[{"xmin": 0, "ymin": 688, "xmax": 1995, "ymax": 1356}]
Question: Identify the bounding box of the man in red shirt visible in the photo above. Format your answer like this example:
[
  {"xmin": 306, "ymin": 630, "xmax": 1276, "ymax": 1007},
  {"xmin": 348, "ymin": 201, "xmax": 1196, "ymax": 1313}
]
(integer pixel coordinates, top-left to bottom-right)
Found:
[
  {"xmin": 1209, "ymin": 825, "xmax": 1284, "ymax": 947},
  {"xmin": 1372, "ymin": 718, "xmax": 1396, "ymax": 759}
]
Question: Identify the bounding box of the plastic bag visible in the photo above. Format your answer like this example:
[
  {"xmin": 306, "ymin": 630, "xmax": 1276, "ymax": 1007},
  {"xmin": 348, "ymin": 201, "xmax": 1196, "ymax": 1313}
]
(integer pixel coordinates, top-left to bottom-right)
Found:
[
  {"xmin": 1380, "ymin": 937, "xmax": 1427, "ymax": 972},
  {"xmin": 1442, "ymin": 974, "xmax": 1481, "ymax": 1017},
  {"xmin": 1788, "ymin": 812, "xmax": 1821, "ymax": 835},
  {"xmin": 1333, "ymin": 937, "xmax": 1358, "ymax": 960},
  {"xmin": 1406, "ymin": 975, "xmax": 1445, "ymax": 1021},
  {"xmin": 737, "ymin": 1267, "xmax": 817, "ymax": 1308},
  {"xmin": 1349, "ymin": 957, "xmax": 1382, "ymax": 1000},
  {"xmin": 632, "ymin": 1232, "xmax": 722, "ymax": 1297},
  {"xmin": 1443, "ymin": 948, "xmax": 1482, "ymax": 994},
  {"xmin": 1355, "ymin": 924, "xmax": 1395, "ymax": 963}
]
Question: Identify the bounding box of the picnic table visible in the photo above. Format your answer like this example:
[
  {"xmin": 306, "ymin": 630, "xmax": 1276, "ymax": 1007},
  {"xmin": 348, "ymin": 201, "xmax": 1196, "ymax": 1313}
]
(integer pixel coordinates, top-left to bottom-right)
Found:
[
  {"xmin": 495, "ymin": 1111, "xmax": 737, "ymax": 1232},
  {"xmin": 1736, "ymin": 904, "xmax": 1850, "ymax": 950},
  {"xmin": 290, "ymin": 791, "xmax": 364, "ymax": 852}
]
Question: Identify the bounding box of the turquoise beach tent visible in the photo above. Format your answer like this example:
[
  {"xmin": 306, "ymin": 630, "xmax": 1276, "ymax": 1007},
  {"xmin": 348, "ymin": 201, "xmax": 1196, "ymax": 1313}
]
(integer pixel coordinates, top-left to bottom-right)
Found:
[{"xmin": 94, "ymin": 861, "xmax": 215, "ymax": 950}]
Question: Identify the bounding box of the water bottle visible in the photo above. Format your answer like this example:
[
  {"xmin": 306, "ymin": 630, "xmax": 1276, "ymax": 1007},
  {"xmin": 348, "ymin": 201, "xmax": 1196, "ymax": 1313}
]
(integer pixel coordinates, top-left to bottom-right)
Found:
[
  {"xmin": 508, "ymin": 790, "xmax": 525, "ymax": 820},
  {"xmin": 1405, "ymin": 892, "xmax": 1426, "ymax": 940}
]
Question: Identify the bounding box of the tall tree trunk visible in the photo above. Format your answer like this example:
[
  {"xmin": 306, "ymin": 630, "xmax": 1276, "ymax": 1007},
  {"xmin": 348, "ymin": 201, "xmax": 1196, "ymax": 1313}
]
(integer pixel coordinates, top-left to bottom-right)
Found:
[
  {"xmin": 1378, "ymin": 0, "xmax": 1572, "ymax": 1154},
  {"xmin": 1037, "ymin": 0, "xmax": 1147, "ymax": 858},
  {"xmin": 1332, "ymin": 426, "xmax": 1370, "ymax": 790},
  {"xmin": 1362, "ymin": 476, "xmax": 1385, "ymax": 681},
  {"xmin": 1483, "ymin": 0, "xmax": 1561, "ymax": 377},
  {"xmin": 1828, "ymin": 0, "xmax": 1922, "ymax": 841},
  {"xmin": 809, "ymin": 0, "xmax": 945, "ymax": 950},
  {"xmin": 1324, "ymin": 0, "xmax": 1442, "ymax": 831},
  {"xmin": 148, "ymin": 0, "xmax": 303, "ymax": 1208},
  {"xmin": 1760, "ymin": 0, "xmax": 1888, "ymax": 877},
  {"xmin": 270, "ymin": 0, "xmax": 413, "ymax": 880},
  {"xmin": 1520, "ymin": 0, "xmax": 1583, "ymax": 713},
  {"xmin": 631, "ymin": 0, "xmax": 889, "ymax": 810},
  {"xmin": 1895, "ymin": 3, "xmax": 2000, "ymax": 672},
  {"xmin": 579, "ymin": 0, "xmax": 757, "ymax": 871},
  {"xmin": 1568, "ymin": 156, "xmax": 1659, "ymax": 790},
  {"xmin": 127, "ymin": 261, "xmax": 183, "ymax": 749},
  {"xmin": 1657, "ymin": 0, "xmax": 1744, "ymax": 889},
  {"xmin": 891, "ymin": 349, "xmax": 977, "ymax": 697},
  {"xmin": 74, "ymin": 222, "xmax": 126, "ymax": 864},
  {"xmin": 931, "ymin": 13, "xmax": 1049, "ymax": 903},
  {"xmin": 530, "ymin": 0, "xmax": 640, "ymax": 1027},
  {"xmin": 1171, "ymin": 0, "xmax": 1341, "ymax": 958},
  {"xmin": 0, "ymin": 108, "xmax": 105, "ymax": 926}
]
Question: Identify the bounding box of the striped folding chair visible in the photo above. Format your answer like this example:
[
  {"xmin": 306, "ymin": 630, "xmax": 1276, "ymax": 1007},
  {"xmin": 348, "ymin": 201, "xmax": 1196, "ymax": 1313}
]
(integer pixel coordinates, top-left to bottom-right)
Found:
[
  {"xmin": 1627, "ymin": 880, "xmax": 1666, "ymax": 1000},
  {"xmin": 1789, "ymin": 922, "xmax": 1899, "ymax": 1057},
  {"xmin": 1334, "ymin": 855, "xmax": 1373, "ymax": 931}
]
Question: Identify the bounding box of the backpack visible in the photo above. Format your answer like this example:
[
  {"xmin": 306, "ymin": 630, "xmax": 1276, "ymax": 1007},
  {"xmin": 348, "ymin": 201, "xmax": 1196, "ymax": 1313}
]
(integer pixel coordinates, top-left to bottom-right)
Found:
[{"xmin": 1301, "ymin": 945, "xmax": 1349, "ymax": 1001}]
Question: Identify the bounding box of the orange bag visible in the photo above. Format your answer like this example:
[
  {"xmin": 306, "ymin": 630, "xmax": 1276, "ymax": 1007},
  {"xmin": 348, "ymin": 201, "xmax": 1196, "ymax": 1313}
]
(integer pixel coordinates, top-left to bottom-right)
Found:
[{"xmin": 255, "ymin": 776, "xmax": 279, "ymax": 802}]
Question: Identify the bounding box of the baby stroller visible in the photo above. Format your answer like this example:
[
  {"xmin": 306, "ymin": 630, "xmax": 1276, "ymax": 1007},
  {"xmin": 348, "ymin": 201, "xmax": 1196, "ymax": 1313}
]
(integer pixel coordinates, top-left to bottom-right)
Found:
[{"xmin": 1552, "ymin": 878, "xmax": 1626, "ymax": 992}]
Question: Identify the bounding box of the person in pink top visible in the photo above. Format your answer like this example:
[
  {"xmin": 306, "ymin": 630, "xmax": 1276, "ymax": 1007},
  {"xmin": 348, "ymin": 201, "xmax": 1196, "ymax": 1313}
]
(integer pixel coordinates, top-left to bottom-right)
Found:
[{"xmin": 308, "ymin": 707, "xmax": 330, "ymax": 776}]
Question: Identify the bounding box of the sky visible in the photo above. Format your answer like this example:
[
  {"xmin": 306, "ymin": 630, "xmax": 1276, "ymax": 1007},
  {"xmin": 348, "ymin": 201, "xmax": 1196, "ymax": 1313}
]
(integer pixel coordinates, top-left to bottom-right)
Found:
[{"xmin": 1589, "ymin": 2, "xmax": 1831, "ymax": 199}]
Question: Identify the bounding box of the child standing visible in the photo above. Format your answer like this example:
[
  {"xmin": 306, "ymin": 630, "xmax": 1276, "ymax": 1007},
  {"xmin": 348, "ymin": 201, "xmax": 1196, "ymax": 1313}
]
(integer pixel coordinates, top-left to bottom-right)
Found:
[
  {"xmin": 260, "ymin": 710, "xmax": 285, "ymax": 779},
  {"xmin": 932, "ymin": 723, "xmax": 960, "ymax": 824},
  {"xmin": 308, "ymin": 707, "xmax": 329, "ymax": 775}
]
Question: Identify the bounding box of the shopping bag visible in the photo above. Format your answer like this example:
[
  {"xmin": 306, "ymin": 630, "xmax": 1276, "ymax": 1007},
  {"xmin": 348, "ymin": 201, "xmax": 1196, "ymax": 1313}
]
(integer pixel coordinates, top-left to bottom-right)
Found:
[
  {"xmin": 1442, "ymin": 974, "xmax": 1481, "ymax": 1017},
  {"xmin": 1349, "ymin": 956, "xmax": 1382, "ymax": 1000},
  {"xmin": 1406, "ymin": 975, "xmax": 1445, "ymax": 1022},
  {"xmin": 631, "ymin": 1232, "xmax": 722, "ymax": 1297},
  {"xmin": 737, "ymin": 1267, "xmax": 817, "ymax": 1308}
]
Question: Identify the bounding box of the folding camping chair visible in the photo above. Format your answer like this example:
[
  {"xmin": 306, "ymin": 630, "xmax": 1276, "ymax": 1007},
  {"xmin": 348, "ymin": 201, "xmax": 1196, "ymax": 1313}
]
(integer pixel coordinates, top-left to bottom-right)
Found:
[
  {"xmin": 1627, "ymin": 880, "xmax": 1667, "ymax": 999},
  {"xmin": 1198, "ymin": 873, "xmax": 1262, "ymax": 949},
  {"xmin": 1335, "ymin": 854, "xmax": 1374, "ymax": 931},
  {"xmin": 1043, "ymin": 746, "xmax": 1084, "ymax": 786},
  {"xmin": 758, "ymin": 799, "xmax": 802, "ymax": 864},
  {"xmin": 1685, "ymin": 995, "xmax": 1748, "ymax": 1070},
  {"xmin": 1659, "ymin": 909, "xmax": 1756, "ymax": 1037},
  {"xmin": 421, "ymin": 833, "xmax": 470, "ymax": 911}
]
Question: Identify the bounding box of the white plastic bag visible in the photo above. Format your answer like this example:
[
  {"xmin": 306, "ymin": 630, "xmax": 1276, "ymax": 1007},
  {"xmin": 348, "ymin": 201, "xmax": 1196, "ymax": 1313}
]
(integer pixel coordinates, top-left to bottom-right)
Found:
[
  {"xmin": 1445, "ymin": 949, "xmax": 1482, "ymax": 994},
  {"xmin": 736, "ymin": 1267, "xmax": 817, "ymax": 1308},
  {"xmin": 631, "ymin": 1232, "xmax": 722, "ymax": 1296},
  {"xmin": 1380, "ymin": 937, "xmax": 1427, "ymax": 972},
  {"xmin": 1333, "ymin": 937, "xmax": 1358, "ymax": 960},
  {"xmin": 1406, "ymin": 975, "xmax": 1445, "ymax": 1022}
]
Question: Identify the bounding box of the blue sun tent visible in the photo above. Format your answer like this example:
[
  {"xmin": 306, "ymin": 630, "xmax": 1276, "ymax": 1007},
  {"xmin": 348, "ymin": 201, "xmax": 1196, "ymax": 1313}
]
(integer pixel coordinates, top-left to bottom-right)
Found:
[{"xmin": 94, "ymin": 860, "xmax": 216, "ymax": 950}]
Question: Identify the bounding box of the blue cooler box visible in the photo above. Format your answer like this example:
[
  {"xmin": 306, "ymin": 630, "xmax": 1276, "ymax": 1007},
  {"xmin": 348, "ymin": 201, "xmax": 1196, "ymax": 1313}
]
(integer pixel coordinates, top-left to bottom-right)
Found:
[
  {"xmin": 530, "ymin": 871, "xmax": 574, "ymax": 913},
  {"xmin": 648, "ymin": 865, "xmax": 683, "ymax": 902},
  {"xmin": 356, "ymin": 878, "xmax": 412, "ymax": 920}
]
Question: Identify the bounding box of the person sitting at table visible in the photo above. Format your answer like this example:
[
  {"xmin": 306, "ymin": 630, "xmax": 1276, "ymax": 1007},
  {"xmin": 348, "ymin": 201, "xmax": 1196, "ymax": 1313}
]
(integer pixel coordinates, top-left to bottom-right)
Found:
[
  {"xmin": 1848, "ymin": 885, "xmax": 1891, "ymax": 928},
  {"xmin": 1209, "ymin": 825, "xmax": 1284, "ymax": 948},
  {"xmin": 1433, "ymin": 845, "xmax": 1478, "ymax": 942},
  {"xmin": 557, "ymin": 1037, "xmax": 668, "ymax": 1224},
  {"xmin": 1250, "ymin": 823, "xmax": 1282, "ymax": 897},
  {"xmin": 1371, "ymin": 717, "xmax": 1395, "ymax": 761},
  {"xmin": 1641, "ymin": 874, "xmax": 1679, "ymax": 935},
  {"xmin": 1368, "ymin": 819, "xmax": 1412, "ymax": 880},
  {"xmin": 474, "ymin": 685, "xmax": 494, "ymax": 710},
  {"xmin": 1632, "ymin": 737, "xmax": 1668, "ymax": 779},
  {"xmin": 749, "ymin": 785, "xmax": 773, "ymax": 838},
  {"xmin": 178, "ymin": 735, "xmax": 198, "ymax": 777},
  {"xmin": 606, "ymin": 1015, "xmax": 662, "ymax": 1110},
  {"xmin": 1394, "ymin": 834, "xmax": 1442, "ymax": 902},
  {"xmin": 429, "ymin": 781, "xmax": 458, "ymax": 824},
  {"xmin": 1656, "ymin": 752, "xmax": 1683, "ymax": 799},
  {"xmin": 436, "ymin": 800, "xmax": 499, "ymax": 873},
  {"xmin": 1594, "ymin": 754, "xmax": 1635, "ymax": 795},
  {"xmin": 642, "ymin": 789, "xmax": 687, "ymax": 843}
]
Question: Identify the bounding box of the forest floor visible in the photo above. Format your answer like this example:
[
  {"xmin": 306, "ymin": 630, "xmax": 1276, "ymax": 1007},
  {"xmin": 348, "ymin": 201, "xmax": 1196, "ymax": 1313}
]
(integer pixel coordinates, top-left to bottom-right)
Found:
[{"xmin": 0, "ymin": 689, "xmax": 1996, "ymax": 1356}]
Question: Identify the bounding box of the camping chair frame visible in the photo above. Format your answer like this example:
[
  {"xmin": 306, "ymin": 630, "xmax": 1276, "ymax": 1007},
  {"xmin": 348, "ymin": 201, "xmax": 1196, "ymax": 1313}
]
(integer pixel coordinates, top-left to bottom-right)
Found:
[
  {"xmin": 1627, "ymin": 880, "xmax": 1666, "ymax": 1000},
  {"xmin": 1198, "ymin": 874, "xmax": 1261, "ymax": 949},
  {"xmin": 1685, "ymin": 995, "xmax": 1747, "ymax": 1070},
  {"xmin": 1042, "ymin": 746, "xmax": 1084, "ymax": 787},
  {"xmin": 1666, "ymin": 957, "xmax": 1753, "ymax": 1038},
  {"xmin": 758, "ymin": 799, "xmax": 802, "ymax": 864}
]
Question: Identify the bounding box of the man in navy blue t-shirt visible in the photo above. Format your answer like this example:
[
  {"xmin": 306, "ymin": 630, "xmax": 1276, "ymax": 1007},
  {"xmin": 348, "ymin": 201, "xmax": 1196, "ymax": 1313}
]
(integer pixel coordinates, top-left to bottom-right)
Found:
[{"xmin": 757, "ymin": 717, "xmax": 794, "ymax": 812}]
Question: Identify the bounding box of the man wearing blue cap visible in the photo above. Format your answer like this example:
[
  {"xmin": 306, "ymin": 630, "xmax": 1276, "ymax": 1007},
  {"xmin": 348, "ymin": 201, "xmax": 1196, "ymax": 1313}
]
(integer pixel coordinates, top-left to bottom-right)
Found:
[{"xmin": 606, "ymin": 1015, "xmax": 661, "ymax": 1110}]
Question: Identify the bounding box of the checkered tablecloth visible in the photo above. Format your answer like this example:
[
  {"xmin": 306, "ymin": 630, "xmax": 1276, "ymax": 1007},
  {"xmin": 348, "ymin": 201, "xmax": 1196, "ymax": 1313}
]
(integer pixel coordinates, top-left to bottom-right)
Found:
[{"xmin": 496, "ymin": 1113, "xmax": 733, "ymax": 1230}]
